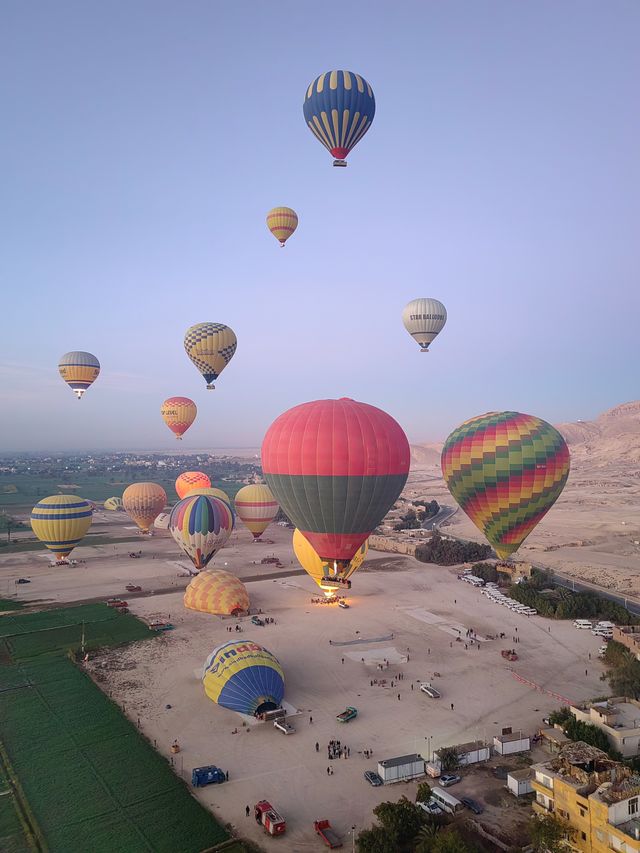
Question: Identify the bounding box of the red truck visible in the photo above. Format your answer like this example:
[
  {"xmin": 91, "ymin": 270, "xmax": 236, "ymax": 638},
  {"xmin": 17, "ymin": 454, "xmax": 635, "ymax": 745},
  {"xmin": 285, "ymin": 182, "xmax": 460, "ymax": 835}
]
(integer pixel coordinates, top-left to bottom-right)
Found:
[
  {"xmin": 254, "ymin": 801, "xmax": 286, "ymax": 836},
  {"xmin": 314, "ymin": 820, "xmax": 342, "ymax": 848}
]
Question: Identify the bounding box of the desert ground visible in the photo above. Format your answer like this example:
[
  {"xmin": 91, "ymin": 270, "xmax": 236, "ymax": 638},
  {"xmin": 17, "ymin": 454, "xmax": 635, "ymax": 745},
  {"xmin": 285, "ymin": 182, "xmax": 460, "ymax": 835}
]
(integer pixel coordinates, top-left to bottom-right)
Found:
[{"xmin": 0, "ymin": 516, "xmax": 609, "ymax": 850}]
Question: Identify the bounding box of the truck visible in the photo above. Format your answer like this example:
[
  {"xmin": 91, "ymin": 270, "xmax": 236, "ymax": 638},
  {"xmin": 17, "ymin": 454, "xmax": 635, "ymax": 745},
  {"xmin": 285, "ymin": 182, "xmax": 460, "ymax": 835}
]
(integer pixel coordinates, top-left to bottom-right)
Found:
[
  {"xmin": 501, "ymin": 649, "xmax": 518, "ymax": 661},
  {"xmin": 336, "ymin": 706, "xmax": 358, "ymax": 723},
  {"xmin": 191, "ymin": 765, "xmax": 226, "ymax": 787},
  {"xmin": 419, "ymin": 683, "xmax": 441, "ymax": 698},
  {"xmin": 254, "ymin": 800, "xmax": 286, "ymax": 836},
  {"xmin": 274, "ymin": 717, "xmax": 295, "ymax": 735},
  {"xmin": 314, "ymin": 820, "xmax": 342, "ymax": 848}
]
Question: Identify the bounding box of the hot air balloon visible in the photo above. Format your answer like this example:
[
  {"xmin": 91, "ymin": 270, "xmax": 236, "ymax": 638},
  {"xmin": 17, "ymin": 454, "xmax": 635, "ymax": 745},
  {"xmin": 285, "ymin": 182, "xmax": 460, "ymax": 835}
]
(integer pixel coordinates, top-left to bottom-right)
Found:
[
  {"xmin": 262, "ymin": 398, "xmax": 409, "ymax": 587},
  {"xmin": 234, "ymin": 484, "xmax": 279, "ymax": 540},
  {"xmin": 154, "ymin": 512, "xmax": 171, "ymax": 530},
  {"xmin": 122, "ymin": 483, "xmax": 167, "ymax": 534},
  {"xmin": 104, "ymin": 497, "xmax": 124, "ymax": 511},
  {"xmin": 161, "ymin": 396, "xmax": 197, "ymax": 440},
  {"xmin": 184, "ymin": 570, "xmax": 249, "ymax": 616},
  {"xmin": 175, "ymin": 471, "xmax": 211, "ymax": 500},
  {"xmin": 441, "ymin": 412, "xmax": 571, "ymax": 560},
  {"xmin": 169, "ymin": 494, "xmax": 234, "ymax": 570},
  {"xmin": 184, "ymin": 323, "xmax": 237, "ymax": 390},
  {"xmin": 30, "ymin": 495, "xmax": 93, "ymax": 562},
  {"xmin": 402, "ymin": 299, "xmax": 447, "ymax": 352},
  {"xmin": 58, "ymin": 351, "xmax": 100, "ymax": 399},
  {"xmin": 303, "ymin": 70, "xmax": 375, "ymax": 167},
  {"xmin": 186, "ymin": 486, "xmax": 231, "ymax": 506},
  {"xmin": 293, "ymin": 528, "xmax": 368, "ymax": 592},
  {"xmin": 202, "ymin": 640, "xmax": 284, "ymax": 715},
  {"xmin": 266, "ymin": 207, "xmax": 298, "ymax": 247}
]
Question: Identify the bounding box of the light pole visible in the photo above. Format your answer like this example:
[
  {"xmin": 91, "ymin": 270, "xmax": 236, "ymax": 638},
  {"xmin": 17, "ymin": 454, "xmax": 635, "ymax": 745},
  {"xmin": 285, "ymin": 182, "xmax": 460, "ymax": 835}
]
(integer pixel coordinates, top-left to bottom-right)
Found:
[{"xmin": 351, "ymin": 824, "xmax": 356, "ymax": 853}]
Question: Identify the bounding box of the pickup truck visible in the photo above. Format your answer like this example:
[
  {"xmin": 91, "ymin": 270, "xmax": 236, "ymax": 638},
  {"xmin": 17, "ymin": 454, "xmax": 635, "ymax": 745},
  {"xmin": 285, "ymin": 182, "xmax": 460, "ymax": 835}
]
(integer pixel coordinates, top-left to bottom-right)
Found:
[
  {"xmin": 336, "ymin": 706, "xmax": 358, "ymax": 723},
  {"xmin": 274, "ymin": 718, "xmax": 295, "ymax": 735},
  {"xmin": 314, "ymin": 819, "xmax": 342, "ymax": 848},
  {"xmin": 419, "ymin": 683, "xmax": 441, "ymax": 699}
]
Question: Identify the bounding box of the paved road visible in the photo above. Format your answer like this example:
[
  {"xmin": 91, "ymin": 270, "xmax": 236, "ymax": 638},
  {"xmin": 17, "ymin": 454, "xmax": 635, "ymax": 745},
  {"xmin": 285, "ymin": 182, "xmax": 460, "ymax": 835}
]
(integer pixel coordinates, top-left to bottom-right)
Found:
[{"xmin": 421, "ymin": 504, "xmax": 458, "ymax": 531}]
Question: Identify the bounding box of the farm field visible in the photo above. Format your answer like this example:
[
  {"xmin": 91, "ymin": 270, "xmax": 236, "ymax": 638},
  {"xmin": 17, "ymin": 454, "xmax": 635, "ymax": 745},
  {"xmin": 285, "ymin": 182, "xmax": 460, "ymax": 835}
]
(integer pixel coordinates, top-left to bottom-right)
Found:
[{"xmin": 0, "ymin": 604, "xmax": 232, "ymax": 853}]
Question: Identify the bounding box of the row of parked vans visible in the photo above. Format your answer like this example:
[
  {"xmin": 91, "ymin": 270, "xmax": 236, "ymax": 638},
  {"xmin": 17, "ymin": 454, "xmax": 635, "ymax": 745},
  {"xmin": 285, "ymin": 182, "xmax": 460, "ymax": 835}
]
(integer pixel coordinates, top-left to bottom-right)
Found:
[
  {"xmin": 480, "ymin": 583, "xmax": 538, "ymax": 616},
  {"xmin": 573, "ymin": 619, "xmax": 615, "ymax": 638}
]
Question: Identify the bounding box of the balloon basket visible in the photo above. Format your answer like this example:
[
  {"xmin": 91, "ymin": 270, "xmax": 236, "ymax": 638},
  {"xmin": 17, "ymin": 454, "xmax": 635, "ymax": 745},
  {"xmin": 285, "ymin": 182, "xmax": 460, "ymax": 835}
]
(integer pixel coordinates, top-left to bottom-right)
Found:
[
  {"xmin": 206, "ymin": 384, "xmax": 215, "ymax": 390},
  {"xmin": 333, "ymin": 159, "xmax": 347, "ymax": 167}
]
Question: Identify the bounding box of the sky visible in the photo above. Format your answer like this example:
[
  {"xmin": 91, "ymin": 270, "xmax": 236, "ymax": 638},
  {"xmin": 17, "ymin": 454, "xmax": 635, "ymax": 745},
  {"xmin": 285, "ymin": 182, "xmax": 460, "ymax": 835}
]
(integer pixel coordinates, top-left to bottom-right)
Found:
[{"xmin": 1, "ymin": 1, "xmax": 639, "ymax": 451}]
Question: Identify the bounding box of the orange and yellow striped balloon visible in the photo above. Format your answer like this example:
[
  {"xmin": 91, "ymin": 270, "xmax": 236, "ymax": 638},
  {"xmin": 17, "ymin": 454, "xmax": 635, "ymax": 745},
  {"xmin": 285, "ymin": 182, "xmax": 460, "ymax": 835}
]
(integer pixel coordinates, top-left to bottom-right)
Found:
[
  {"xmin": 160, "ymin": 396, "xmax": 197, "ymax": 440},
  {"xmin": 184, "ymin": 569, "xmax": 249, "ymax": 616},
  {"xmin": 266, "ymin": 207, "xmax": 298, "ymax": 247}
]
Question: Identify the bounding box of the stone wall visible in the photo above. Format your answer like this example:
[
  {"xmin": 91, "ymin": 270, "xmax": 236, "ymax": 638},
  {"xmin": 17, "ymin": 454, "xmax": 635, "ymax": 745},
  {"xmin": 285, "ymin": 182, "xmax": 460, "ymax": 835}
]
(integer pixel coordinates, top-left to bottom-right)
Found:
[{"xmin": 368, "ymin": 535, "xmax": 419, "ymax": 557}]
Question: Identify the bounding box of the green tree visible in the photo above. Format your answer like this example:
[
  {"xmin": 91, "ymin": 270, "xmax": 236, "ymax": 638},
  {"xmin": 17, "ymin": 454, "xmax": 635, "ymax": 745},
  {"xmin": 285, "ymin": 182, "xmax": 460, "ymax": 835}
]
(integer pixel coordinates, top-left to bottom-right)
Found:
[
  {"xmin": 436, "ymin": 746, "xmax": 460, "ymax": 771},
  {"xmin": 529, "ymin": 814, "xmax": 575, "ymax": 852},
  {"xmin": 356, "ymin": 826, "xmax": 397, "ymax": 853},
  {"xmin": 414, "ymin": 823, "xmax": 441, "ymax": 853},
  {"xmin": 372, "ymin": 797, "xmax": 425, "ymax": 845},
  {"xmin": 415, "ymin": 781, "xmax": 432, "ymax": 804},
  {"xmin": 430, "ymin": 829, "xmax": 474, "ymax": 853}
]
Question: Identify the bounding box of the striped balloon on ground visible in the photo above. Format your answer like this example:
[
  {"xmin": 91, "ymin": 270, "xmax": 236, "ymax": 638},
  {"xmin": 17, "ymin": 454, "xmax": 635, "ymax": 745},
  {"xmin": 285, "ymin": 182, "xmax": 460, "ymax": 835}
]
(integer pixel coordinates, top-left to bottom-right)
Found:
[
  {"xmin": 30, "ymin": 495, "xmax": 93, "ymax": 561},
  {"xmin": 266, "ymin": 207, "xmax": 298, "ymax": 246},
  {"xmin": 58, "ymin": 351, "xmax": 100, "ymax": 399},
  {"xmin": 184, "ymin": 570, "xmax": 249, "ymax": 616},
  {"xmin": 104, "ymin": 497, "xmax": 124, "ymax": 511},
  {"xmin": 169, "ymin": 494, "xmax": 234, "ymax": 571},
  {"xmin": 175, "ymin": 471, "xmax": 210, "ymax": 500},
  {"xmin": 441, "ymin": 412, "xmax": 570, "ymax": 560},
  {"xmin": 202, "ymin": 641, "xmax": 284, "ymax": 716},
  {"xmin": 261, "ymin": 398, "xmax": 409, "ymax": 570},
  {"xmin": 234, "ymin": 484, "xmax": 279, "ymax": 540}
]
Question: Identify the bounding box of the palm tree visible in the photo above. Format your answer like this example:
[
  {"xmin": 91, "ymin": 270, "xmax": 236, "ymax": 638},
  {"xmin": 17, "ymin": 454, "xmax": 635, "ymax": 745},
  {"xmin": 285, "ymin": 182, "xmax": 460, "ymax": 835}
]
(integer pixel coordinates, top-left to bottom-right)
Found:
[{"xmin": 414, "ymin": 822, "xmax": 440, "ymax": 853}]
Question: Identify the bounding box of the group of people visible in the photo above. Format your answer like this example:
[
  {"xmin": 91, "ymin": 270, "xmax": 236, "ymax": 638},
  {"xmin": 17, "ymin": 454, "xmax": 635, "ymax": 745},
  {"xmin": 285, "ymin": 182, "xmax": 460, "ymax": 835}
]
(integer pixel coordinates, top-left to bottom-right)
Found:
[
  {"xmin": 226, "ymin": 624, "xmax": 243, "ymax": 632},
  {"xmin": 327, "ymin": 739, "xmax": 349, "ymax": 760},
  {"xmin": 310, "ymin": 596, "xmax": 343, "ymax": 605}
]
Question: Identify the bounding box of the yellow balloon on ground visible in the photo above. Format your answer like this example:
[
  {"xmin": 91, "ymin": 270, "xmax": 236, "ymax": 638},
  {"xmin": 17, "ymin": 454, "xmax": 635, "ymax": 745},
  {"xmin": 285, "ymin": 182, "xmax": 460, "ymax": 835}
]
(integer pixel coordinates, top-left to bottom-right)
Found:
[
  {"xmin": 184, "ymin": 323, "xmax": 237, "ymax": 390},
  {"xmin": 186, "ymin": 486, "xmax": 231, "ymax": 506},
  {"xmin": 234, "ymin": 484, "xmax": 279, "ymax": 539},
  {"xmin": 293, "ymin": 528, "xmax": 368, "ymax": 591},
  {"xmin": 266, "ymin": 207, "xmax": 298, "ymax": 247},
  {"xmin": 176, "ymin": 471, "xmax": 210, "ymax": 500},
  {"xmin": 30, "ymin": 495, "xmax": 93, "ymax": 561},
  {"xmin": 122, "ymin": 483, "xmax": 167, "ymax": 533},
  {"xmin": 104, "ymin": 497, "xmax": 124, "ymax": 511},
  {"xmin": 184, "ymin": 570, "xmax": 250, "ymax": 616}
]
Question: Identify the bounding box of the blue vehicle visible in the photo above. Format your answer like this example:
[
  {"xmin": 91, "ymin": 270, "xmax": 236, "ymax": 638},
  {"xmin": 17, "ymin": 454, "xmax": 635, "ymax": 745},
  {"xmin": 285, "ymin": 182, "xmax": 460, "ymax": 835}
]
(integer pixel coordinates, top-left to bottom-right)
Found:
[{"xmin": 192, "ymin": 765, "xmax": 226, "ymax": 787}]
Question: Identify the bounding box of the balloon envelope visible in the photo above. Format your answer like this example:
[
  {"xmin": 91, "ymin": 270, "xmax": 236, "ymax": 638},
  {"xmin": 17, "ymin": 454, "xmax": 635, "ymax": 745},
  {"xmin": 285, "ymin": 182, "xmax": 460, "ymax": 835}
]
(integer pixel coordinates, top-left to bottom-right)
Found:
[
  {"xmin": 186, "ymin": 486, "xmax": 231, "ymax": 506},
  {"xmin": 234, "ymin": 484, "xmax": 279, "ymax": 539},
  {"xmin": 184, "ymin": 323, "xmax": 237, "ymax": 389},
  {"xmin": 184, "ymin": 570, "xmax": 249, "ymax": 616},
  {"xmin": 202, "ymin": 640, "xmax": 284, "ymax": 715},
  {"xmin": 169, "ymin": 494, "xmax": 234, "ymax": 570},
  {"xmin": 122, "ymin": 483, "xmax": 167, "ymax": 533},
  {"xmin": 103, "ymin": 497, "xmax": 123, "ymax": 511},
  {"xmin": 303, "ymin": 70, "xmax": 375, "ymax": 165},
  {"xmin": 293, "ymin": 528, "xmax": 368, "ymax": 591},
  {"xmin": 441, "ymin": 411, "xmax": 570, "ymax": 560},
  {"xmin": 261, "ymin": 398, "xmax": 409, "ymax": 568},
  {"xmin": 58, "ymin": 351, "xmax": 100, "ymax": 399},
  {"xmin": 161, "ymin": 396, "xmax": 197, "ymax": 439},
  {"xmin": 402, "ymin": 298, "xmax": 447, "ymax": 352},
  {"xmin": 175, "ymin": 472, "xmax": 211, "ymax": 500},
  {"xmin": 30, "ymin": 495, "xmax": 93, "ymax": 561},
  {"xmin": 266, "ymin": 207, "xmax": 298, "ymax": 246}
]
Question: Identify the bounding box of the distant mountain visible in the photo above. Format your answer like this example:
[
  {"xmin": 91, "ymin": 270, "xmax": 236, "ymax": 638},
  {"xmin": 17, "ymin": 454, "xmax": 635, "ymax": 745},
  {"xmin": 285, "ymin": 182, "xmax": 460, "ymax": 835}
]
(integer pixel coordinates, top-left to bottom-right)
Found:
[
  {"xmin": 410, "ymin": 442, "xmax": 443, "ymax": 466},
  {"xmin": 557, "ymin": 401, "xmax": 640, "ymax": 463}
]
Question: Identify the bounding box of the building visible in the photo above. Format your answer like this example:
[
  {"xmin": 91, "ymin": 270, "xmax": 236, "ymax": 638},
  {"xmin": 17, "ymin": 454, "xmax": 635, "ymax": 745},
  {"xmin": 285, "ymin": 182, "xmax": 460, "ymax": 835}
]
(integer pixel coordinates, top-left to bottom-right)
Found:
[
  {"xmin": 507, "ymin": 768, "xmax": 533, "ymax": 797},
  {"xmin": 532, "ymin": 741, "xmax": 640, "ymax": 851},
  {"xmin": 539, "ymin": 726, "xmax": 571, "ymax": 753},
  {"xmin": 433, "ymin": 740, "xmax": 491, "ymax": 769},
  {"xmin": 494, "ymin": 732, "xmax": 531, "ymax": 755},
  {"xmin": 613, "ymin": 626, "xmax": 640, "ymax": 660},
  {"xmin": 377, "ymin": 754, "xmax": 425, "ymax": 784},
  {"xmin": 571, "ymin": 698, "xmax": 640, "ymax": 758},
  {"xmin": 497, "ymin": 561, "xmax": 533, "ymax": 581}
]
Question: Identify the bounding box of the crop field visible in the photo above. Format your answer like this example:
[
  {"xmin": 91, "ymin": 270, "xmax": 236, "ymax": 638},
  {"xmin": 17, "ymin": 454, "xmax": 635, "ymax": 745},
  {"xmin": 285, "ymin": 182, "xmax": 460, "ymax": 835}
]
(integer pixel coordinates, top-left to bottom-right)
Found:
[
  {"xmin": 0, "ymin": 605, "xmax": 232, "ymax": 853},
  {"xmin": 0, "ymin": 532, "xmax": 143, "ymax": 555},
  {"xmin": 0, "ymin": 758, "xmax": 32, "ymax": 853}
]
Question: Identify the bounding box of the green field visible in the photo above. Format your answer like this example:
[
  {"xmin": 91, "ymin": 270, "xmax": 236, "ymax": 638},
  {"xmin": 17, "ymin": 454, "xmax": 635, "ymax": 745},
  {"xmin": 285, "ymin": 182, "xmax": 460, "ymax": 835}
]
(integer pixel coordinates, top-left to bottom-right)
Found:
[
  {"xmin": 0, "ymin": 604, "xmax": 234, "ymax": 853},
  {"xmin": 0, "ymin": 532, "xmax": 143, "ymax": 556}
]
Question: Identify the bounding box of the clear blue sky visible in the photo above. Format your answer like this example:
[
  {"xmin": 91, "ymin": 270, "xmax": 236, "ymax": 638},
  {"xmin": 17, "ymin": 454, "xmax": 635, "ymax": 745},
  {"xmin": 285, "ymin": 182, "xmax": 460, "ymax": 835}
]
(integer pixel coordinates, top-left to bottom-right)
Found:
[{"xmin": 1, "ymin": 1, "xmax": 638, "ymax": 451}]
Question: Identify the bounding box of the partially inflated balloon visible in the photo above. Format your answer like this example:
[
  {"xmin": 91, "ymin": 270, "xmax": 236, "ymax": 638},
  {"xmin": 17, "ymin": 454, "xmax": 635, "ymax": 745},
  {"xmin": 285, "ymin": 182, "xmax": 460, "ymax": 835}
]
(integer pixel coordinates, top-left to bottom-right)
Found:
[
  {"xmin": 58, "ymin": 352, "xmax": 100, "ymax": 399},
  {"xmin": 184, "ymin": 323, "xmax": 237, "ymax": 390},
  {"xmin": 161, "ymin": 397, "xmax": 197, "ymax": 439},
  {"xmin": 122, "ymin": 483, "xmax": 167, "ymax": 533},
  {"xmin": 303, "ymin": 70, "xmax": 375, "ymax": 166},
  {"xmin": 402, "ymin": 299, "xmax": 447, "ymax": 352},
  {"xmin": 169, "ymin": 494, "xmax": 234, "ymax": 570},
  {"xmin": 262, "ymin": 398, "xmax": 409, "ymax": 578},
  {"xmin": 202, "ymin": 641, "xmax": 284, "ymax": 715},
  {"xmin": 186, "ymin": 487, "xmax": 231, "ymax": 506},
  {"xmin": 31, "ymin": 495, "xmax": 93, "ymax": 561},
  {"xmin": 293, "ymin": 528, "xmax": 367, "ymax": 591},
  {"xmin": 176, "ymin": 472, "xmax": 210, "ymax": 500},
  {"xmin": 104, "ymin": 497, "xmax": 123, "ymax": 511},
  {"xmin": 266, "ymin": 207, "xmax": 298, "ymax": 246},
  {"xmin": 234, "ymin": 484, "xmax": 279, "ymax": 540},
  {"xmin": 441, "ymin": 412, "xmax": 570, "ymax": 560}
]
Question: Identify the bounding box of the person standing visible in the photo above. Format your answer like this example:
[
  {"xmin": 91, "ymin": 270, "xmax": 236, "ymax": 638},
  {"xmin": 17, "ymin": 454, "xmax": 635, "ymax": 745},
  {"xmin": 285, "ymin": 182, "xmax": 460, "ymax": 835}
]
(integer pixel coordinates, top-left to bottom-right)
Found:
[{"xmin": 246, "ymin": 805, "xmax": 250, "ymax": 817}]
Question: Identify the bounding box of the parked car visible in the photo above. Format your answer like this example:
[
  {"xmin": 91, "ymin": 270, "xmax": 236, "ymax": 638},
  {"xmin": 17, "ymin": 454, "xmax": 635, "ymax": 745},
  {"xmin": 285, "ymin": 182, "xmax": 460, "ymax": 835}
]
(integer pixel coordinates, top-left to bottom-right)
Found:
[
  {"xmin": 338, "ymin": 601, "xmax": 350, "ymax": 609},
  {"xmin": 417, "ymin": 800, "xmax": 442, "ymax": 815},
  {"xmin": 364, "ymin": 771, "xmax": 383, "ymax": 787},
  {"xmin": 439, "ymin": 774, "xmax": 462, "ymax": 787},
  {"xmin": 461, "ymin": 796, "xmax": 484, "ymax": 814},
  {"xmin": 16, "ymin": 578, "xmax": 31, "ymax": 584},
  {"xmin": 251, "ymin": 616, "xmax": 265, "ymax": 626}
]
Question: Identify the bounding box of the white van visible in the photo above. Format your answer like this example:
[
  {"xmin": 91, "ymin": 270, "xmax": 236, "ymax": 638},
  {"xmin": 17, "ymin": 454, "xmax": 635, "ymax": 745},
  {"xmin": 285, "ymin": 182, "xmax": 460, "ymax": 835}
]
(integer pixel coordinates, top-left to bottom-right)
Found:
[
  {"xmin": 574, "ymin": 620, "xmax": 593, "ymax": 629},
  {"xmin": 430, "ymin": 788, "xmax": 464, "ymax": 815},
  {"xmin": 592, "ymin": 628, "xmax": 613, "ymax": 638},
  {"xmin": 596, "ymin": 621, "xmax": 615, "ymax": 630}
]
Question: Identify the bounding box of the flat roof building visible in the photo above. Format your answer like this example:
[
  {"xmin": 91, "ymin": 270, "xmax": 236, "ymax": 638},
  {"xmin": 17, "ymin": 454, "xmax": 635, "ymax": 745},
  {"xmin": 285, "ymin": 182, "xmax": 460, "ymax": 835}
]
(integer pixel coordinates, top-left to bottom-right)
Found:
[{"xmin": 571, "ymin": 698, "xmax": 640, "ymax": 758}]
